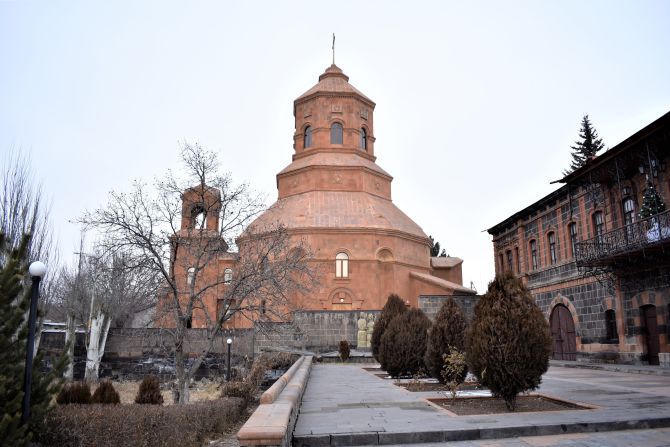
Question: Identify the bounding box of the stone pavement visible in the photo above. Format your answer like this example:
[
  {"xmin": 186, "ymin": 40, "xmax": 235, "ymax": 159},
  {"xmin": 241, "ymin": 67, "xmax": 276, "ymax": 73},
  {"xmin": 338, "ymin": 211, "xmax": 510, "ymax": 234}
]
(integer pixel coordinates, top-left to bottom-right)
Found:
[{"xmin": 292, "ymin": 364, "xmax": 670, "ymax": 446}]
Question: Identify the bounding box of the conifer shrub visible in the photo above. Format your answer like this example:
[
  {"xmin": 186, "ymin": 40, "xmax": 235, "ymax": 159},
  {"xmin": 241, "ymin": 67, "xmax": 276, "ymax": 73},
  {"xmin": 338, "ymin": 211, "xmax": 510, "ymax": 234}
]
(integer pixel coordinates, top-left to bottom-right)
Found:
[
  {"xmin": 338, "ymin": 340, "xmax": 350, "ymax": 361},
  {"xmin": 220, "ymin": 379, "xmax": 256, "ymax": 405},
  {"xmin": 371, "ymin": 293, "xmax": 407, "ymax": 366},
  {"xmin": 467, "ymin": 273, "xmax": 552, "ymax": 411},
  {"xmin": 91, "ymin": 380, "xmax": 120, "ymax": 404},
  {"xmin": 424, "ymin": 297, "xmax": 468, "ymax": 382},
  {"xmin": 378, "ymin": 308, "xmax": 432, "ymax": 377},
  {"xmin": 134, "ymin": 374, "xmax": 164, "ymax": 405},
  {"xmin": 56, "ymin": 381, "xmax": 92, "ymax": 405}
]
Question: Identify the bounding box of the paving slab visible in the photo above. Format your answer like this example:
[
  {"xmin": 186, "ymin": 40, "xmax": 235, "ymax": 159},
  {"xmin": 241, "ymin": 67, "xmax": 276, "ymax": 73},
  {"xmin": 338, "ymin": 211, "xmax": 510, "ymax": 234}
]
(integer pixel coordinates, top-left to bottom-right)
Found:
[{"xmin": 293, "ymin": 364, "xmax": 670, "ymax": 446}]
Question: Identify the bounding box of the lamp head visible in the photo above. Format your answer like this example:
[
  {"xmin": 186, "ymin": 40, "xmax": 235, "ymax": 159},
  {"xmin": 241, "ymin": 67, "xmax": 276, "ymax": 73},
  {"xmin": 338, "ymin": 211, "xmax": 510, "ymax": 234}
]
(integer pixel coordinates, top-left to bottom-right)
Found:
[
  {"xmin": 29, "ymin": 261, "xmax": 47, "ymax": 278},
  {"xmin": 227, "ymin": 338, "xmax": 233, "ymax": 345}
]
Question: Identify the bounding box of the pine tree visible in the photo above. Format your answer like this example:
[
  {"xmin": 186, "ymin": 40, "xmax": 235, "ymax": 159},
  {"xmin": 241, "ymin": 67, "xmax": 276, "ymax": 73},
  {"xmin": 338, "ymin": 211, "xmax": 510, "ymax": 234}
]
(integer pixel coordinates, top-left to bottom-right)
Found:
[
  {"xmin": 564, "ymin": 115, "xmax": 606, "ymax": 175},
  {"xmin": 424, "ymin": 297, "xmax": 467, "ymax": 382},
  {"xmin": 379, "ymin": 308, "xmax": 432, "ymax": 377},
  {"xmin": 371, "ymin": 294, "xmax": 407, "ymax": 365},
  {"xmin": 639, "ymin": 182, "xmax": 666, "ymax": 219},
  {"xmin": 429, "ymin": 236, "xmax": 440, "ymax": 257},
  {"xmin": 0, "ymin": 233, "xmax": 65, "ymax": 445}
]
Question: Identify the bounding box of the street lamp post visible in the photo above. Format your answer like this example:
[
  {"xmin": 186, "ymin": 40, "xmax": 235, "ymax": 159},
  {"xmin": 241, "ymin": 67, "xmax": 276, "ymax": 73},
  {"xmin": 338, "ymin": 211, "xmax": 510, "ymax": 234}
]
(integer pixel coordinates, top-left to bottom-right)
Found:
[
  {"xmin": 226, "ymin": 338, "xmax": 232, "ymax": 381},
  {"xmin": 22, "ymin": 261, "xmax": 46, "ymax": 425}
]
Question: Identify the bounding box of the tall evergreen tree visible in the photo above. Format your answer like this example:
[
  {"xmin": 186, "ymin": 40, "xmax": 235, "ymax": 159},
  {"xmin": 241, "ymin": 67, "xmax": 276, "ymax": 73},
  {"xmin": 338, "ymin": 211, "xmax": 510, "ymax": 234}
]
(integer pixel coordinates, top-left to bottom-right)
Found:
[
  {"xmin": 0, "ymin": 233, "xmax": 65, "ymax": 445},
  {"xmin": 429, "ymin": 236, "xmax": 440, "ymax": 257},
  {"xmin": 639, "ymin": 181, "xmax": 666, "ymax": 219},
  {"xmin": 371, "ymin": 294, "xmax": 407, "ymax": 365},
  {"xmin": 424, "ymin": 297, "xmax": 467, "ymax": 382},
  {"xmin": 563, "ymin": 114, "xmax": 606, "ymax": 175}
]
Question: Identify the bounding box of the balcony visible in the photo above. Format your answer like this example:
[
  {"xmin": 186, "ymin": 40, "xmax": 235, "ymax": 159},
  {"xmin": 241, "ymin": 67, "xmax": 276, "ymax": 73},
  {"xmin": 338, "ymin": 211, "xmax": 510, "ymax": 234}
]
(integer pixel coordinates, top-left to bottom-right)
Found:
[{"xmin": 575, "ymin": 210, "xmax": 670, "ymax": 267}]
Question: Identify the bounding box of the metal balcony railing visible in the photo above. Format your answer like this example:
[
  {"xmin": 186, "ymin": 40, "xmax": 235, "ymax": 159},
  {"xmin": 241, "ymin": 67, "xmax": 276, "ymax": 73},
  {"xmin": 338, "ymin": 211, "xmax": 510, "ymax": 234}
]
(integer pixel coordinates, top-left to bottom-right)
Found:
[{"xmin": 575, "ymin": 210, "xmax": 670, "ymax": 266}]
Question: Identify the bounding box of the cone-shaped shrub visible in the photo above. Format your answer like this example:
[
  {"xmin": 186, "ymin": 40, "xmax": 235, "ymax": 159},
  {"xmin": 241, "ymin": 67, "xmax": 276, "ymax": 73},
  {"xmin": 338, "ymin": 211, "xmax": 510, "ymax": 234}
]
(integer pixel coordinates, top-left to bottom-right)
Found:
[
  {"xmin": 379, "ymin": 308, "xmax": 432, "ymax": 377},
  {"xmin": 338, "ymin": 340, "xmax": 350, "ymax": 361},
  {"xmin": 91, "ymin": 380, "xmax": 120, "ymax": 404},
  {"xmin": 56, "ymin": 382, "xmax": 91, "ymax": 405},
  {"xmin": 371, "ymin": 294, "xmax": 407, "ymax": 364},
  {"xmin": 424, "ymin": 297, "xmax": 468, "ymax": 382},
  {"xmin": 467, "ymin": 273, "xmax": 552, "ymax": 411},
  {"xmin": 134, "ymin": 374, "xmax": 164, "ymax": 405}
]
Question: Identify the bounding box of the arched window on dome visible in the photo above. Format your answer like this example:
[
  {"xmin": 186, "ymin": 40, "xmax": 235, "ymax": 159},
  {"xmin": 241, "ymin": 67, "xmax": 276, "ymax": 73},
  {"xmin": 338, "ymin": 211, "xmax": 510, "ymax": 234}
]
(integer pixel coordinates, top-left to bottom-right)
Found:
[
  {"xmin": 304, "ymin": 126, "xmax": 312, "ymax": 149},
  {"xmin": 359, "ymin": 128, "xmax": 367, "ymax": 150},
  {"xmin": 335, "ymin": 252, "xmax": 349, "ymax": 278},
  {"xmin": 331, "ymin": 122, "xmax": 343, "ymax": 145}
]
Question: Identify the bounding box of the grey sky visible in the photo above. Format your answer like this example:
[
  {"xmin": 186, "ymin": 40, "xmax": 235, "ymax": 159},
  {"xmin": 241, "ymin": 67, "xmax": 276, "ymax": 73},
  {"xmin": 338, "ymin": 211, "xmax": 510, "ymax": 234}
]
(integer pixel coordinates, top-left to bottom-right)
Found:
[{"xmin": 1, "ymin": 0, "xmax": 669, "ymax": 292}]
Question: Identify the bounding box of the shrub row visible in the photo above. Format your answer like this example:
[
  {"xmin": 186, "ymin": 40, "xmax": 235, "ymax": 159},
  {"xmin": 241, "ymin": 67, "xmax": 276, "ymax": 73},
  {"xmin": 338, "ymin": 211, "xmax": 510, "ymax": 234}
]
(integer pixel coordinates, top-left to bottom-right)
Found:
[{"xmin": 37, "ymin": 397, "xmax": 245, "ymax": 447}]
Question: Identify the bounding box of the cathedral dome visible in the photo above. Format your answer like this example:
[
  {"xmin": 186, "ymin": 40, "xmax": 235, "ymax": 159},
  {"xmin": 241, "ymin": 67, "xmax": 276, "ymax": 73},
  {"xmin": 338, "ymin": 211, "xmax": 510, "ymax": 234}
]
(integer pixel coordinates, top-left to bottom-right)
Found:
[{"xmin": 295, "ymin": 64, "xmax": 375, "ymax": 107}]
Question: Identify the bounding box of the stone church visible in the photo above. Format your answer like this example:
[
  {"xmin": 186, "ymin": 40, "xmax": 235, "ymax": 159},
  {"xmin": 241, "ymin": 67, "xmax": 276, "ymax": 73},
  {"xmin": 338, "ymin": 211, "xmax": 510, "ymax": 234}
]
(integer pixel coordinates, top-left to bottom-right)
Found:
[{"xmin": 172, "ymin": 64, "xmax": 475, "ymax": 330}]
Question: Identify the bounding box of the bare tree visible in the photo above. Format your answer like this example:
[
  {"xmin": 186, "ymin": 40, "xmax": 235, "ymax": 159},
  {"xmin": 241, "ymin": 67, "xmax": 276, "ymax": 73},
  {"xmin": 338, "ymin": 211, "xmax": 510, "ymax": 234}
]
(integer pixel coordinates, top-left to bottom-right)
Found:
[
  {"xmin": 1, "ymin": 149, "xmax": 59, "ymax": 353},
  {"xmin": 80, "ymin": 143, "xmax": 317, "ymax": 402}
]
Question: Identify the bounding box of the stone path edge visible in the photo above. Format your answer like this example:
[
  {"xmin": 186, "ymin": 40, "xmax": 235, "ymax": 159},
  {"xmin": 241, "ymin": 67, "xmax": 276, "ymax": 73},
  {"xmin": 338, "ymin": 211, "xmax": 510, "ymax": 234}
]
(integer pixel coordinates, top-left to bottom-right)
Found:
[{"xmin": 292, "ymin": 416, "xmax": 670, "ymax": 447}]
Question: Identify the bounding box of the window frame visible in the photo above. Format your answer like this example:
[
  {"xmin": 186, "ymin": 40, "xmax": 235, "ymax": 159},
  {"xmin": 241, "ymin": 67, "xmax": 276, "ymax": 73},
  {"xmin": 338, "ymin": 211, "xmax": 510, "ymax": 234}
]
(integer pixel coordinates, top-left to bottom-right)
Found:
[
  {"xmin": 548, "ymin": 232, "xmax": 557, "ymax": 265},
  {"xmin": 304, "ymin": 125, "xmax": 313, "ymax": 149},
  {"xmin": 605, "ymin": 309, "xmax": 618, "ymax": 342},
  {"xmin": 568, "ymin": 222, "xmax": 578, "ymax": 258},
  {"xmin": 530, "ymin": 239, "xmax": 538, "ymax": 270},
  {"xmin": 335, "ymin": 252, "xmax": 349, "ymax": 278},
  {"xmin": 359, "ymin": 127, "xmax": 367, "ymax": 150},
  {"xmin": 223, "ymin": 268, "xmax": 233, "ymax": 284},
  {"xmin": 330, "ymin": 122, "xmax": 343, "ymax": 145},
  {"xmin": 506, "ymin": 250, "xmax": 513, "ymax": 272}
]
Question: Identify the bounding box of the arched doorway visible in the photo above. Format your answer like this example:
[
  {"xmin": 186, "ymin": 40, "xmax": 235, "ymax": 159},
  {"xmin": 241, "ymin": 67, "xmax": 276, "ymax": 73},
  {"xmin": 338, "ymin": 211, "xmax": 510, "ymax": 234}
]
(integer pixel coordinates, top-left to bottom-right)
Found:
[
  {"xmin": 550, "ymin": 304, "xmax": 576, "ymax": 360},
  {"xmin": 640, "ymin": 305, "xmax": 660, "ymax": 365}
]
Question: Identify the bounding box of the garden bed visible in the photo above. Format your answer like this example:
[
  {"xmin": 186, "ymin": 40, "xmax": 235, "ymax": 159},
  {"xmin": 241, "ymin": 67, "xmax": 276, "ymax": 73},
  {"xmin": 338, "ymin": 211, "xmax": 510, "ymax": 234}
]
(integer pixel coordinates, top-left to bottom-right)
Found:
[
  {"xmin": 426, "ymin": 394, "xmax": 593, "ymax": 416},
  {"xmin": 398, "ymin": 382, "xmax": 481, "ymax": 392}
]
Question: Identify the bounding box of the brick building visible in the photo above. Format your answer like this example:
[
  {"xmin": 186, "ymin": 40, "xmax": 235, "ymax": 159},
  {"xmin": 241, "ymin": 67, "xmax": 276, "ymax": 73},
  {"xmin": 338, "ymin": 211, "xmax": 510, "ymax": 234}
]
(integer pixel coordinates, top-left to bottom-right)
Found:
[
  {"xmin": 166, "ymin": 64, "xmax": 475, "ymax": 330},
  {"xmin": 488, "ymin": 111, "xmax": 670, "ymax": 366}
]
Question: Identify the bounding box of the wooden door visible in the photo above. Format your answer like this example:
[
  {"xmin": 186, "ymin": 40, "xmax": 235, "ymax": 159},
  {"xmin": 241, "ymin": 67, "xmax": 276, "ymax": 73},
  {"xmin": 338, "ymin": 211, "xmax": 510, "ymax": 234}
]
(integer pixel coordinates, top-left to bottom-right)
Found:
[
  {"xmin": 550, "ymin": 305, "xmax": 577, "ymax": 361},
  {"xmin": 640, "ymin": 305, "xmax": 660, "ymax": 366}
]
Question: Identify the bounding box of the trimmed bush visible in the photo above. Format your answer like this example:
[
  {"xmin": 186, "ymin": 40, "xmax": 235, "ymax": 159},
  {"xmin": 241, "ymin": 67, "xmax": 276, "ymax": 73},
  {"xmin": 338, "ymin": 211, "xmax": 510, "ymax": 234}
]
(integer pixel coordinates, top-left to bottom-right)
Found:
[
  {"xmin": 220, "ymin": 380, "xmax": 256, "ymax": 405},
  {"xmin": 91, "ymin": 380, "xmax": 120, "ymax": 404},
  {"xmin": 424, "ymin": 297, "xmax": 468, "ymax": 382},
  {"xmin": 56, "ymin": 382, "xmax": 91, "ymax": 405},
  {"xmin": 134, "ymin": 375, "xmax": 164, "ymax": 405},
  {"xmin": 467, "ymin": 273, "xmax": 552, "ymax": 411},
  {"xmin": 378, "ymin": 308, "xmax": 432, "ymax": 377},
  {"xmin": 36, "ymin": 398, "xmax": 245, "ymax": 447},
  {"xmin": 338, "ymin": 340, "xmax": 350, "ymax": 361},
  {"xmin": 371, "ymin": 294, "xmax": 407, "ymax": 365}
]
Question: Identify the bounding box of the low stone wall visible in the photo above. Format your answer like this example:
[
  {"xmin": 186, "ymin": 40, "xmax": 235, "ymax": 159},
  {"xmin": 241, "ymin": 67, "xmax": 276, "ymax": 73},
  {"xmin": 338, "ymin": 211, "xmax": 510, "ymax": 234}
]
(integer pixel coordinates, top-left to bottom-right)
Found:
[{"xmin": 419, "ymin": 294, "xmax": 480, "ymax": 321}]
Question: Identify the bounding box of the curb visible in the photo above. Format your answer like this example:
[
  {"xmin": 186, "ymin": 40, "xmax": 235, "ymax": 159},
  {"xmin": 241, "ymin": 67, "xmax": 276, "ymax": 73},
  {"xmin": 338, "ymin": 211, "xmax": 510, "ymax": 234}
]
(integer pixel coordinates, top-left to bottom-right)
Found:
[{"xmin": 292, "ymin": 416, "xmax": 670, "ymax": 446}]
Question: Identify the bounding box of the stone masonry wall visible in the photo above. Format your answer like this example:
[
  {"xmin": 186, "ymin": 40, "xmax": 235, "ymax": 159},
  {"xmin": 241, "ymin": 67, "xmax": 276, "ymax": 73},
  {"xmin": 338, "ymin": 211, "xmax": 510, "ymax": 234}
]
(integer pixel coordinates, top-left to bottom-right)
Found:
[{"xmin": 419, "ymin": 294, "xmax": 479, "ymax": 322}]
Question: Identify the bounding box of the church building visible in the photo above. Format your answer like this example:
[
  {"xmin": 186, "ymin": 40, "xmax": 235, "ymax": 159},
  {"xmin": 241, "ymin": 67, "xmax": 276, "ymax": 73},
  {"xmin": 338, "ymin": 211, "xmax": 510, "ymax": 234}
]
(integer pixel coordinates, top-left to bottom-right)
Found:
[{"xmin": 171, "ymin": 64, "xmax": 474, "ymax": 329}]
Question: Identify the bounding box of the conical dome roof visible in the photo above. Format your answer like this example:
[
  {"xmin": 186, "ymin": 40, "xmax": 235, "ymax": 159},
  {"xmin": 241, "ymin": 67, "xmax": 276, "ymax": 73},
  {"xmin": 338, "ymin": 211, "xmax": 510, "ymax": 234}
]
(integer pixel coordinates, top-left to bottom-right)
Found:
[{"xmin": 295, "ymin": 64, "xmax": 375, "ymax": 106}]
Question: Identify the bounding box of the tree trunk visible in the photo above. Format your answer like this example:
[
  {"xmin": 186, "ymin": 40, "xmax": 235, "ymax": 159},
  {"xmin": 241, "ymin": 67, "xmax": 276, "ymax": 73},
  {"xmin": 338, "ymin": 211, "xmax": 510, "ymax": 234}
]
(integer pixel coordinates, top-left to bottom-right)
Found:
[
  {"xmin": 84, "ymin": 309, "xmax": 111, "ymax": 382},
  {"xmin": 174, "ymin": 327, "xmax": 190, "ymax": 404},
  {"xmin": 64, "ymin": 313, "xmax": 76, "ymax": 381}
]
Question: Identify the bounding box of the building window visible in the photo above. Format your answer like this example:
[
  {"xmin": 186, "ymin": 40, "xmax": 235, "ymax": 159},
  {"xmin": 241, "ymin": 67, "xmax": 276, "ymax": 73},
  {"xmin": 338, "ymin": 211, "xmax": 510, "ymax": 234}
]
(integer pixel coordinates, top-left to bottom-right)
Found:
[
  {"xmin": 593, "ymin": 211, "xmax": 604, "ymax": 243},
  {"xmin": 360, "ymin": 128, "xmax": 367, "ymax": 150},
  {"xmin": 260, "ymin": 299, "xmax": 266, "ymax": 315},
  {"xmin": 499, "ymin": 253, "xmax": 504, "ymax": 272},
  {"xmin": 304, "ymin": 126, "xmax": 312, "ymax": 148},
  {"xmin": 568, "ymin": 222, "xmax": 578, "ymax": 258},
  {"xmin": 515, "ymin": 247, "xmax": 520, "ymax": 273},
  {"xmin": 623, "ymin": 197, "xmax": 636, "ymax": 227},
  {"xmin": 530, "ymin": 240, "xmax": 538, "ymax": 270},
  {"xmin": 331, "ymin": 122, "xmax": 343, "ymax": 144},
  {"xmin": 223, "ymin": 268, "xmax": 232, "ymax": 284},
  {"xmin": 605, "ymin": 309, "xmax": 618, "ymax": 341},
  {"xmin": 506, "ymin": 250, "xmax": 513, "ymax": 272},
  {"xmin": 187, "ymin": 267, "xmax": 195, "ymax": 285},
  {"xmin": 548, "ymin": 232, "xmax": 557, "ymax": 265},
  {"xmin": 335, "ymin": 252, "xmax": 349, "ymax": 278}
]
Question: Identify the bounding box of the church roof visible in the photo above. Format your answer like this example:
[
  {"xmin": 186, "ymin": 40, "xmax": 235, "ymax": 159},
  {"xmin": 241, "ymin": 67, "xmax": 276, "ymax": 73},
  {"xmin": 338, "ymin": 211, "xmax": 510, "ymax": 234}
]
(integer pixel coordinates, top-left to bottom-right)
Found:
[
  {"xmin": 409, "ymin": 271, "xmax": 476, "ymax": 295},
  {"xmin": 430, "ymin": 257, "xmax": 463, "ymax": 269},
  {"xmin": 278, "ymin": 152, "xmax": 391, "ymax": 178},
  {"xmin": 246, "ymin": 190, "xmax": 426, "ymax": 239},
  {"xmin": 295, "ymin": 64, "xmax": 375, "ymax": 106}
]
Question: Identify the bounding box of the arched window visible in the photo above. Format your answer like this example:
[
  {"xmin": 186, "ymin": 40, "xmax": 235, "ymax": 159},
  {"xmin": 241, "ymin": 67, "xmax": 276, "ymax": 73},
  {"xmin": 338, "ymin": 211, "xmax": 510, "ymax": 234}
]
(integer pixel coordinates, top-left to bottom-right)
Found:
[
  {"xmin": 623, "ymin": 198, "xmax": 636, "ymax": 226},
  {"xmin": 605, "ymin": 309, "xmax": 618, "ymax": 341},
  {"xmin": 506, "ymin": 250, "xmax": 513, "ymax": 272},
  {"xmin": 568, "ymin": 222, "xmax": 578, "ymax": 257},
  {"xmin": 515, "ymin": 247, "xmax": 520, "ymax": 273},
  {"xmin": 593, "ymin": 211, "xmax": 604, "ymax": 244},
  {"xmin": 304, "ymin": 126, "xmax": 312, "ymax": 149},
  {"xmin": 223, "ymin": 268, "xmax": 232, "ymax": 284},
  {"xmin": 359, "ymin": 128, "xmax": 367, "ymax": 150},
  {"xmin": 529, "ymin": 239, "xmax": 538, "ymax": 270},
  {"xmin": 548, "ymin": 232, "xmax": 557, "ymax": 265},
  {"xmin": 331, "ymin": 122, "xmax": 343, "ymax": 144},
  {"xmin": 191, "ymin": 204, "xmax": 206, "ymax": 229},
  {"xmin": 498, "ymin": 253, "xmax": 504, "ymax": 272},
  {"xmin": 187, "ymin": 267, "xmax": 195, "ymax": 285},
  {"xmin": 335, "ymin": 252, "xmax": 349, "ymax": 278}
]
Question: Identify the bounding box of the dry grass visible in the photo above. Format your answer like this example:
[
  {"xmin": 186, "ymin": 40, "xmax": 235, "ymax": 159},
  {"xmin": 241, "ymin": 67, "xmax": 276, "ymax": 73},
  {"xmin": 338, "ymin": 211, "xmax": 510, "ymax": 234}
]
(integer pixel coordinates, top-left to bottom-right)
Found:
[{"xmin": 113, "ymin": 379, "xmax": 222, "ymax": 405}]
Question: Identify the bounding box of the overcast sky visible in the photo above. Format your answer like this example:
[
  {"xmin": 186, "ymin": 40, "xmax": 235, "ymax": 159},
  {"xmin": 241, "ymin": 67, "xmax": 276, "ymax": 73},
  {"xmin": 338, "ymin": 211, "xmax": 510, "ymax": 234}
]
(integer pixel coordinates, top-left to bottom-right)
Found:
[{"xmin": 2, "ymin": 0, "xmax": 669, "ymax": 292}]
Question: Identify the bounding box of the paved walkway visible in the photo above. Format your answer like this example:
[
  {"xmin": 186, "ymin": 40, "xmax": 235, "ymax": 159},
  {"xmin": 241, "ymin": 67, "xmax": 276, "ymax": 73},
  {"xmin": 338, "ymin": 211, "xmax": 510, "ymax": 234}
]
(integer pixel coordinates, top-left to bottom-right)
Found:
[{"xmin": 293, "ymin": 364, "xmax": 670, "ymax": 446}]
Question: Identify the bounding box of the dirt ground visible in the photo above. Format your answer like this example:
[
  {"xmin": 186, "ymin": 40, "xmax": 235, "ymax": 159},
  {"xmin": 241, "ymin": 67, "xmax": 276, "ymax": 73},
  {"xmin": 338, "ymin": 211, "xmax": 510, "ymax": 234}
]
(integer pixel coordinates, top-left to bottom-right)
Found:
[
  {"xmin": 113, "ymin": 379, "xmax": 222, "ymax": 405},
  {"xmin": 428, "ymin": 395, "xmax": 588, "ymax": 415}
]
